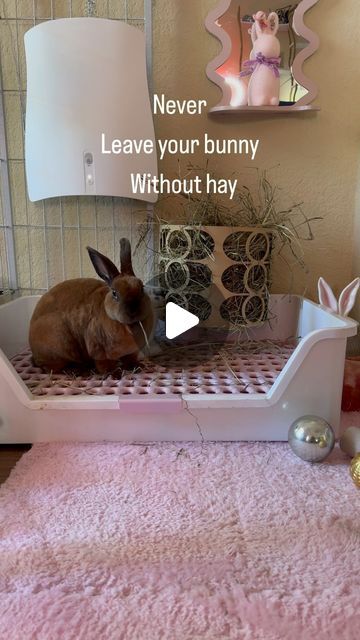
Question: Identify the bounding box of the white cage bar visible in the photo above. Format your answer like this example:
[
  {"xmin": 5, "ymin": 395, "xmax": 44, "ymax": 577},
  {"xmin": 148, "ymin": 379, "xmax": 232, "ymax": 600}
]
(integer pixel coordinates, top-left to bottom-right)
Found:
[{"xmin": 0, "ymin": 0, "xmax": 153, "ymax": 296}]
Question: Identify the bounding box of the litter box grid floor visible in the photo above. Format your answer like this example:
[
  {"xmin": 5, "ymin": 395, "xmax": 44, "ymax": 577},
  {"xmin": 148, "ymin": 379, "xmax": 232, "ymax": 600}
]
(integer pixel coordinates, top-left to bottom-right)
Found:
[{"xmin": 11, "ymin": 341, "xmax": 297, "ymax": 397}]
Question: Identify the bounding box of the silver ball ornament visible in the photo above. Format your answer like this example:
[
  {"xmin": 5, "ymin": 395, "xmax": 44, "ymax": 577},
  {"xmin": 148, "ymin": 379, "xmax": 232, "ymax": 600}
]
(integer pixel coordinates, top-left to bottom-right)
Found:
[
  {"xmin": 288, "ymin": 415, "xmax": 335, "ymax": 462},
  {"xmin": 339, "ymin": 427, "xmax": 360, "ymax": 458}
]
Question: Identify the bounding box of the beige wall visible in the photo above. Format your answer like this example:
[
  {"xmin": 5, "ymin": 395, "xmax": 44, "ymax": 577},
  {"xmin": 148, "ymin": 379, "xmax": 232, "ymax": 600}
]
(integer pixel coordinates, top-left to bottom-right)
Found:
[
  {"xmin": 153, "ymin": 0, "xmax": 360, "ymax": 315},
  {"xmin": 0, "ymin": 0, "xmax": 359, "ymax": 328}
]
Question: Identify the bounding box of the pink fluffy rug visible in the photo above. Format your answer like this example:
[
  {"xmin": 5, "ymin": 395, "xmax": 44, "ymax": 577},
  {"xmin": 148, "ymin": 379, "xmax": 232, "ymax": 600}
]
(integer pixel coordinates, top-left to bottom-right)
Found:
[{"xmin": 1, "ymin": 432, "xmax": 360, "ymax": 639}]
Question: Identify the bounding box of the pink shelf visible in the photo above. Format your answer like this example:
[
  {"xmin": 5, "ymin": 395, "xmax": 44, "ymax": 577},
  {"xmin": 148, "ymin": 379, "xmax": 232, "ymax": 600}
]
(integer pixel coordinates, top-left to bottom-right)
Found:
[{"xmin": 208, "ymin": 104, "xmax": 320, "ymax": 115}]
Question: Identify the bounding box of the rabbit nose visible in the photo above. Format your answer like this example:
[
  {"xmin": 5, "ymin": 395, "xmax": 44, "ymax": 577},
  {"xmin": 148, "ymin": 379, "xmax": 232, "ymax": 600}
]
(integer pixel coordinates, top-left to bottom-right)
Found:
[{"xmin": 128, "ymin": 301, "xmax": 141, "ymax": 315}]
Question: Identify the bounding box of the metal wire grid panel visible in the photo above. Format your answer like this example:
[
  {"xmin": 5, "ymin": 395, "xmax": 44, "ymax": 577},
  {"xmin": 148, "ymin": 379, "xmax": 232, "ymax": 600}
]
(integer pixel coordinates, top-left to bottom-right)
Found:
[{"xmin": 0, "ymin": 0, "xmax": 152, "ymax": 295}]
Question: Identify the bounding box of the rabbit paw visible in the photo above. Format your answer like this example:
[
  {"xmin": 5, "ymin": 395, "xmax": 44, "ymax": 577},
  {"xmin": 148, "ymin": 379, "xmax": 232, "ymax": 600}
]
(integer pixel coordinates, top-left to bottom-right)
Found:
[
  {"xmin": 95, "ymin": 359, "xmax": 120, "ymax": 375},
  {"xmin": 120, "ymin": 353, "xmax": 143, "ymax": 372}
]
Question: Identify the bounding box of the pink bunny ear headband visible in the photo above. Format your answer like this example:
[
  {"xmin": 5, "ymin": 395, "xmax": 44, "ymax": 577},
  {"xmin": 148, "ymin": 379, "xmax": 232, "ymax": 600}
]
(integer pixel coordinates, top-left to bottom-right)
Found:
[{"xmin": 318, "ymin": 277, "xmax": 360, "ymax": 317}]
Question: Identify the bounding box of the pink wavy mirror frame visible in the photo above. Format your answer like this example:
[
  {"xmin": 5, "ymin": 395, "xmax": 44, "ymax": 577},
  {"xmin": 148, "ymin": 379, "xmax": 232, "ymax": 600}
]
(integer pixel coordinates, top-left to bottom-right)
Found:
[{"xmin": 205, "ymin": 0, "xmax": 320, "ymax": 113}]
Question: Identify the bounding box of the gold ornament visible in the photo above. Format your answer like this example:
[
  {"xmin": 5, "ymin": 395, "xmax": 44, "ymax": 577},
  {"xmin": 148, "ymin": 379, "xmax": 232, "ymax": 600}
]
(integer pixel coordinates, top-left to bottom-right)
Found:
[{"xmin": 350, "ymin": 453, "xmax": 360, "ymax": 488}]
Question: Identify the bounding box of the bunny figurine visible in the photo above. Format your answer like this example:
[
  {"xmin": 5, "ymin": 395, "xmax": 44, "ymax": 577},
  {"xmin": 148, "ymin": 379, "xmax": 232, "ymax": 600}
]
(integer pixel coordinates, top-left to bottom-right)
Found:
[
  {"xmin": 241, "ymin": 11, "xmax": 281, "ymax": 107},
  {"xmin": 318, "ymin": 277, "xmax": 360, "ymax": 317}
]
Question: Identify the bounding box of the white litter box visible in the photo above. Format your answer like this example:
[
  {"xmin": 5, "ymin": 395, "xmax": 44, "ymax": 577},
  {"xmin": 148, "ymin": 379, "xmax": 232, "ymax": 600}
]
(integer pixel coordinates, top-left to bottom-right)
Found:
[{"xmin": 0, "ymin": 294, "xmax": 357, "ymax": 443}]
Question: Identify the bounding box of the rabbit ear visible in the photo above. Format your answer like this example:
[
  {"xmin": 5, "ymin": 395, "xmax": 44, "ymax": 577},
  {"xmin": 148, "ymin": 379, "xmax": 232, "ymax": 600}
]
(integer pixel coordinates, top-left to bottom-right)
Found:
[
  {"xmin": 318, "ymin": 277, "xmax": 338, "ymax": 313},
  {"xmin": 338, "ymin": 278, "xmax": 360, "ymax": 317},
  {"xmin": 253, "ymin": 11, "xmax": 267, "ymax": 36},
  {"xmin": 268, "ymin": 12, "xmax": 279, "ymax": 34},
  {"xmin": 87, "ymin": 247, "xmax": 119, "ymax": 286},
  {"xmin": 249, "ymin": 23, "xmax": 257, "ymax": 44},
  {"xmin": 120, "ymin": 238, "xmax": 135, "ymax": 276}
]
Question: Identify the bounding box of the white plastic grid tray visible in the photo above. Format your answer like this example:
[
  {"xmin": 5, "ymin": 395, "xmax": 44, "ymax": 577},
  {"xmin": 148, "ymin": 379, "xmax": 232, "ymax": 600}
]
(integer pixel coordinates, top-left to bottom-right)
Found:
[{"xmin": 11, "ymin": 342, "xmax": 297, "ymax": 397}]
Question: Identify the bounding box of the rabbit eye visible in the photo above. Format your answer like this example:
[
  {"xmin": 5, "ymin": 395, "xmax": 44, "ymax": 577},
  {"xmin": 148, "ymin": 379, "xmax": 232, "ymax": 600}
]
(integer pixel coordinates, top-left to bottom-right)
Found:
[{"xmin": 112, "ymin": 289, "xmax": 120, "ymax": 301}]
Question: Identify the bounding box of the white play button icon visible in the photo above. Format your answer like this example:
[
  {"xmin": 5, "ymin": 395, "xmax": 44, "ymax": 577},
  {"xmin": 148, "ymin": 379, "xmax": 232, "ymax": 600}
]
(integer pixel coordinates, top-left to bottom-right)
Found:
[{"xmin": 165, "ymin": 302, "xmax": 199, "ymax": 339}]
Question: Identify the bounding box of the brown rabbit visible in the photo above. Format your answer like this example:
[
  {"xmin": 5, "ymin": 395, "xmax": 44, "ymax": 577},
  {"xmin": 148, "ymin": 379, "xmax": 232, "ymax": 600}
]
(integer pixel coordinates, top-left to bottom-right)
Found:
[{"xmin": 29, "ymin": 238, "xmax": 154, "ymax": 374}]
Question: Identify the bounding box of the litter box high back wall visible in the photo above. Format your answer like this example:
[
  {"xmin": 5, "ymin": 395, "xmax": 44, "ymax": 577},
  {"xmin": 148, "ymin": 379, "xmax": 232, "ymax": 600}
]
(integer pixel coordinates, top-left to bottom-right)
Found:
[{"xmin": 152, "ymin": 0, "xmax": 360, "ymax": 325}]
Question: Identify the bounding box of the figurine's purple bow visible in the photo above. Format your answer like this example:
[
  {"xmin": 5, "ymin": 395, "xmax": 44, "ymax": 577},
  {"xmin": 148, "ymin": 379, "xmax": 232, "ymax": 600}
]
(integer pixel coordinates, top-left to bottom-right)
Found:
[{"xmin": 240, "ymin": 52, "xmax": 281, "ymax": 78}]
